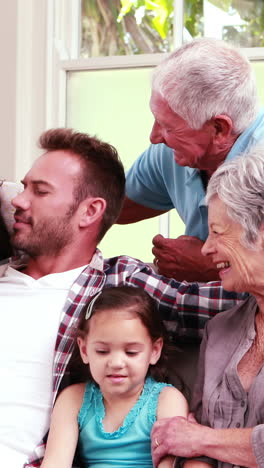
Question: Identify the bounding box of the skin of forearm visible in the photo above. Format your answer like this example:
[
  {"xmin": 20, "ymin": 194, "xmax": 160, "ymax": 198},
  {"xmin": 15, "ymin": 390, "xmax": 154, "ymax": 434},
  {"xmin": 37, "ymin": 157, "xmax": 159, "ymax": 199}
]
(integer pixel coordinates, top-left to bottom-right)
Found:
[{"xmin": 200, "ymin": 426, "xmax": 257, "ymax": 468}]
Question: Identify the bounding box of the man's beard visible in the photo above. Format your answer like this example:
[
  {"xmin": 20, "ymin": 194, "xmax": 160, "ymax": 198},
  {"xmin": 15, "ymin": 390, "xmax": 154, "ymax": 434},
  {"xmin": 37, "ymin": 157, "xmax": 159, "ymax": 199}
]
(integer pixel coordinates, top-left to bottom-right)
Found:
[{"xmin": 12, "ymin": 210, "xmax": 76, "ymax": 258}]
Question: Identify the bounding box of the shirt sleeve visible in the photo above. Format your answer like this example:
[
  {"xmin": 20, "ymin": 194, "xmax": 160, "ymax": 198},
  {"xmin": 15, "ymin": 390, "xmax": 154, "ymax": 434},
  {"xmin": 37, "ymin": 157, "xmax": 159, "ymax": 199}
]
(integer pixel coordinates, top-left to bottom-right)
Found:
[
  {"xmin": 190, "ymin": 325, "xmax": 208, "ymax": 419},
  {"xmin": 187, "ymin": 325, "xmax": 218, "ymax": 467},
  {"xmin": 252, "ymin": 424, "xmax": 264, "ymax": 466},
  {"xmin": 112, "ymin": 258, "xmax": 246, "ymax": 342},
  {"xmin": 125, "ymin": 143, "xmax": 175, "ymax": 211}
]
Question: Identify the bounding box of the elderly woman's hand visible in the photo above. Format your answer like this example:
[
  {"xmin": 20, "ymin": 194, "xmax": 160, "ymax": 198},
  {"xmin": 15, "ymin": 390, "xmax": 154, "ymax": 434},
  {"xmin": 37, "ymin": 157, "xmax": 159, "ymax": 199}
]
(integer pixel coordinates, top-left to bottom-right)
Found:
[{"xmin": 151, "ymin": 415, "xmax": 209, "ymax": 467}]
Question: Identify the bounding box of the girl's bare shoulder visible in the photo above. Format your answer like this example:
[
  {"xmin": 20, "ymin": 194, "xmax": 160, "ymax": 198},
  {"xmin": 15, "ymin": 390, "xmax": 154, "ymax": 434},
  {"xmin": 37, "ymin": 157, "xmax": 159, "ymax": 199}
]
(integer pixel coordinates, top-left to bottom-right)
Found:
[
  {"xmin": 157, "ymin": 385, "xmax": 188, "ymax": 419},
  {"xmin": 55, "ymin": 382, "xmax": 86, "ymax": 412}
]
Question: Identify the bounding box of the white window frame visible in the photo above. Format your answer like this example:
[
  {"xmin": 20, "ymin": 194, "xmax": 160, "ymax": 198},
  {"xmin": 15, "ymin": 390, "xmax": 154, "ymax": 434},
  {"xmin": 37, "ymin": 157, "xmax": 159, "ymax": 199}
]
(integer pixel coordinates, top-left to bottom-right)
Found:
[{"xmin": 15, "ymin": 0, "xmax": 264, "ymax": 235}]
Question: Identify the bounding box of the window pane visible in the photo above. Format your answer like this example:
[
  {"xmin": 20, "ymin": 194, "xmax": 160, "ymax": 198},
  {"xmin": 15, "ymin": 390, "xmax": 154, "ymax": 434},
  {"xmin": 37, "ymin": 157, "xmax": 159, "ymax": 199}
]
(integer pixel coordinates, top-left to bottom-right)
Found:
[
  {"xmin": 203, "ymin": 0, "xmax": 264, "ymax": 47},
  {"xmin": 66, "ymin": 67, "xmax": 184, "ymax": 261},
  {"xmin": 81, "ymin": 1, "xmax": 264, "ymax": 57},
  {"xmin": 184, "ymin": 0, "xmax": 203, "ymax": 40},
  {"xmin": 252, "ymin": 61, "xmax": 264, "ymax": 104},
  {"xmin": 66, "ymin": 61, "xmax": 264, "ymax": 260},
  {"xmin": 81, "ymin": 0, "xmax": 174, "ymax": 56}
]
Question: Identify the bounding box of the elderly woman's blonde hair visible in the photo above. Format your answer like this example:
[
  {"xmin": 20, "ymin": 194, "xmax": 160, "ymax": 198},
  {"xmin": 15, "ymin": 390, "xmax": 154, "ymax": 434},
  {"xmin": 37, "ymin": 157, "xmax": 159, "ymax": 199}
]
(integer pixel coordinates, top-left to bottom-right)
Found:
[{"xmin": 206, "ymin": 147, "xmax": 264, "ymax": 249}]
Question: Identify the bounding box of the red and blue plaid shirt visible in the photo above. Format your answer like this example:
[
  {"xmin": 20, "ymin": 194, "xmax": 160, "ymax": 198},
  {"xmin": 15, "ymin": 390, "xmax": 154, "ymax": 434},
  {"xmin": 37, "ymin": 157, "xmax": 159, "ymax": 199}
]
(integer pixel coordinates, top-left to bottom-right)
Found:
[{"xmin": 24, "ymin": 250, "xmax": 245, "ymax": 467}]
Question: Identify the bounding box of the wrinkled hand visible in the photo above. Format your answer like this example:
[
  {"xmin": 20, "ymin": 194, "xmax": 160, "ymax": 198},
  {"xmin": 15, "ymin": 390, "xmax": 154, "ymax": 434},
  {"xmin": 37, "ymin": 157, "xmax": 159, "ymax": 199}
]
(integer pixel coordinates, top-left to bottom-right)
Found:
[
  {"xmin": 151, "ymin": 415, "xmax": 208, "ymax": 467},
  {"xmin": 152, "ymin": 235, "xmax": 219, "ymax": 282}
]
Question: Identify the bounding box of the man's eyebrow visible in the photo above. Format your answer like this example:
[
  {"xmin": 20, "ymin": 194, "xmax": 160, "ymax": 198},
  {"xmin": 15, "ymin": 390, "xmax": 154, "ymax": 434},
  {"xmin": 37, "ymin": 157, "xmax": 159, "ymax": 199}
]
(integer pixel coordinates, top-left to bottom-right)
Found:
[{"xmin": 21, "ymin": 179, "xmax": 54, "ymax": 189}]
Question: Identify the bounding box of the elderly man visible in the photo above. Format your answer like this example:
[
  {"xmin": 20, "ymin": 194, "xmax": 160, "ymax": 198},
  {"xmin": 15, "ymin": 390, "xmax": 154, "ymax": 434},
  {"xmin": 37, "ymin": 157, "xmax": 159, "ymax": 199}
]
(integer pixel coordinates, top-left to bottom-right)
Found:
[
  {"xmin": 0, "ymin": 128, "xmax": 242, "ymax": 468},
  {"xmin": 118, "ymin": 38, "xmax": 264, "ymax": 282}
]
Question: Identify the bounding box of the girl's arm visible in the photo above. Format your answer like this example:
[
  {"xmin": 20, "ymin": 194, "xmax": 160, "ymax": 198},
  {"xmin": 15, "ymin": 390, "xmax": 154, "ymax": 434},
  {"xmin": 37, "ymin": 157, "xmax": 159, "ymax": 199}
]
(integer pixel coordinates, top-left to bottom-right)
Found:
[
  {"xmin": 184, "ymin": 462, "xmax": 213, "ymax": 468},
  {"xmin": 154, "ymin": 386, "xmax": 188, "ymax": 468},
  {"xmin": 40, "ymin": 383, "xmax": 85, "ymax": 468}
]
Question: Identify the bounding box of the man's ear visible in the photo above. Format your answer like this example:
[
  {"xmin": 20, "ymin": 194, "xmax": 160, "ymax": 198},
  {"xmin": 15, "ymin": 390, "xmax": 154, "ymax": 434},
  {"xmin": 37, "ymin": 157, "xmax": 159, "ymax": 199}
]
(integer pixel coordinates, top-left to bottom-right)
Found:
[
  {"xmin": 77, "ymin": 336, "xmax": 89, "ymax": 364},
  {"xmin": 211, "ymin": 115, "xmax": 234, "ymax": 142},
  {"xmin": 79, "ymin": 197, "xmax": 107, "ymax": 227},
  {"xmin": 150, "ymin": 337, "xmax": 163, "ymax": 365}
]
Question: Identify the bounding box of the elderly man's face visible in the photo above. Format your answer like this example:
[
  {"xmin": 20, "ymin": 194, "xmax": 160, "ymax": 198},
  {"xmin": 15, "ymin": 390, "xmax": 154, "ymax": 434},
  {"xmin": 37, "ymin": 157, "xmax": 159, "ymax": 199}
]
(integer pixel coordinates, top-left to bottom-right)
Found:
[
  {"xmin": 149, "ymin": 92, "xmax": 226, "ymax": 175},
  {"xmin": 11, "ymin": 150, "xmax": 82, "ymax": 257},
  {"xmin": 202, "ymin": 195, "xmax": 261, "ymax": 294}
]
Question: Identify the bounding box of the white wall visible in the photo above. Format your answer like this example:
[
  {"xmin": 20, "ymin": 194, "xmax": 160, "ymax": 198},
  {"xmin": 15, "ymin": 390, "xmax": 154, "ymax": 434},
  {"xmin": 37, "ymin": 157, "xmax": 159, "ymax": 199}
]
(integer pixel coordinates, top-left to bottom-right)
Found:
[
  {"xmin": 0, "ymin": 2, "xmax": 17, "ymax": 180},
  {"xmin": 1, "ymin": 1, "xmax": 263, "ymax": 184},
  {"xmin": 0, "ymin": 0, "xmax": 48, "ymax": 182},
  {"xmin": 15, "ymin": 0, "xmax": 48, "ymax": 181}
]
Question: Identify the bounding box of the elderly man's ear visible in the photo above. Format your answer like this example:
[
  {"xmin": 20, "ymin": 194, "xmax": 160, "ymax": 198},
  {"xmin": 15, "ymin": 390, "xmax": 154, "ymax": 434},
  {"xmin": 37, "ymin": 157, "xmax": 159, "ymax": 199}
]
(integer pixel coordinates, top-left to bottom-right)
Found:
[
  {"xmin": 212, "ymin": 115, "xmax": 234, "ymax": 140},
  {"xmin": 78, "ymin": 197, "xmax": 107, "ymax": 228}
]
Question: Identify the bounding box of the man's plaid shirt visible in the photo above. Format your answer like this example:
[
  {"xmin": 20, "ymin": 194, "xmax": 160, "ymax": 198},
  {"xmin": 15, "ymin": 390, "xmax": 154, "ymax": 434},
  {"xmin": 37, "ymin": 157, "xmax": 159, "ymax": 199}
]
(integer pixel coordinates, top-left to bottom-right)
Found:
[{"xmin": 24, "ymin": 250, "xmax": 244, "ymax": 467}]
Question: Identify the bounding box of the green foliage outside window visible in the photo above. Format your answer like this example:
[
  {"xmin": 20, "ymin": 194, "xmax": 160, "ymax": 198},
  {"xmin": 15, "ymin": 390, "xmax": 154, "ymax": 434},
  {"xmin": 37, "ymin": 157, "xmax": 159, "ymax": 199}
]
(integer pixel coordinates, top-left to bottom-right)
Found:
[{"xmin": 81, "ymin": 0, "xmax": 264, "ymax": 57}]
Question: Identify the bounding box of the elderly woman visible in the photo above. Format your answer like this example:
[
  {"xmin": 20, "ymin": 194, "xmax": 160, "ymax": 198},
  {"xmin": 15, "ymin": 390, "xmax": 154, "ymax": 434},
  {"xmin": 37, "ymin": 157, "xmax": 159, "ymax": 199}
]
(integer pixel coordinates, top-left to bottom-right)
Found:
[{"xmin": 152, "ymin": 147, "xmax": 264, "ymax": 468}]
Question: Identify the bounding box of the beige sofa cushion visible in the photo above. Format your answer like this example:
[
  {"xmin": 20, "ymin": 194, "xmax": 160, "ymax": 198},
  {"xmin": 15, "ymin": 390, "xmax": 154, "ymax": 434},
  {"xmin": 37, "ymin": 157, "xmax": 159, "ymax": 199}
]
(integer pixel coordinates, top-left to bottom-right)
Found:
[{"xmin": 0, "ymin": 181, "xmax": 23, "ymax": 234}]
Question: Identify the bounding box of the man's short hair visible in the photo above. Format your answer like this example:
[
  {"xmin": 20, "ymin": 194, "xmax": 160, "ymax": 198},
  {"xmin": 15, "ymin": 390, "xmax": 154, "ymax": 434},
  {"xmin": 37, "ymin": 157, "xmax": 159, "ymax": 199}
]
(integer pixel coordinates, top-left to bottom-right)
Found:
[
  {"xmin": 152, "ymin": 38, "xmax": 259, "ymax": 134},
  {"xmin": 39, "ymin": 128, "xmax": 125, "ymax": 241}
]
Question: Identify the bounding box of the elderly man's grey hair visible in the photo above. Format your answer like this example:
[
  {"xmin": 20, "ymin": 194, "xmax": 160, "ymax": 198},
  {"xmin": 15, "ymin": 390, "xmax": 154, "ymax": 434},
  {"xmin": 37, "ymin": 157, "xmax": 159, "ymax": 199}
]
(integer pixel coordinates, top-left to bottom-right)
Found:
[
  {"xmin": 206, "ymin": 147, "xmax": 264, "ymax": 249},
  {"xmin": 152, "ymin": 38, "xmax": 259, "ymax": 134}
]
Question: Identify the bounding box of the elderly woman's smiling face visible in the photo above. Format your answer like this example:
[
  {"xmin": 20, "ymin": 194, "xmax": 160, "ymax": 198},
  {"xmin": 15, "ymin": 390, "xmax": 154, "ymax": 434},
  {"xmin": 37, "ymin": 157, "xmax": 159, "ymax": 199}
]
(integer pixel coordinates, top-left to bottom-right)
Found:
[{"xmin": 202, "ymin": 195, "xmax": 263, "ymax": 293}]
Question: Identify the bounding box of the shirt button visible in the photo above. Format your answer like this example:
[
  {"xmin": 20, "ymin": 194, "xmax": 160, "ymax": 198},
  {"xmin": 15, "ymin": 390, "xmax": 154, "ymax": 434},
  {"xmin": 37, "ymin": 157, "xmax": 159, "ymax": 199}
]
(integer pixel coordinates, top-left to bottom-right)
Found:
[{"xmin": 236, "ymin": 422, "xmax": 241, "ymax": 428}]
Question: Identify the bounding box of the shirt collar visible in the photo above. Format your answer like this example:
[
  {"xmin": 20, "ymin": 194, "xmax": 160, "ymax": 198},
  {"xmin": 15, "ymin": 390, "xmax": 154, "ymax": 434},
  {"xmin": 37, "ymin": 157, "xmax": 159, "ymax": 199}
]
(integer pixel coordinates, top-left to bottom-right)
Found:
[
  {"xmin": 0, "ymin": 247, "xmax": 104, "ymax": 277},
  {"xmin": 185, "ymin": 166, "xmax": 198, "ymax": 180},
  {"xmin": 89, "ymin": 248, "xmax": 104, "ymax": 271}
]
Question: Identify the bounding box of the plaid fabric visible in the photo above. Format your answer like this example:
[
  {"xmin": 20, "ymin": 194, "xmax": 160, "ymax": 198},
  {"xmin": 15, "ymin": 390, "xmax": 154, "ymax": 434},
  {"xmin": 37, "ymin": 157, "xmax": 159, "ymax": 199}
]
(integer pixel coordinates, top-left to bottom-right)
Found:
[{"xmin": 24, "ymin": 250, "xmax": 245, "ymax": 467}]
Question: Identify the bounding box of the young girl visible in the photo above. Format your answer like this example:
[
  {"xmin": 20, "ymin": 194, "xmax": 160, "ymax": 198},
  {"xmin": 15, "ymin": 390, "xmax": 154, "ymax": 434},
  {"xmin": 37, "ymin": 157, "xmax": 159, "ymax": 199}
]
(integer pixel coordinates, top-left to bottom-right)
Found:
[{"xmin": 41, "ymin": 286, "xmax": 188, "ymax": 468}]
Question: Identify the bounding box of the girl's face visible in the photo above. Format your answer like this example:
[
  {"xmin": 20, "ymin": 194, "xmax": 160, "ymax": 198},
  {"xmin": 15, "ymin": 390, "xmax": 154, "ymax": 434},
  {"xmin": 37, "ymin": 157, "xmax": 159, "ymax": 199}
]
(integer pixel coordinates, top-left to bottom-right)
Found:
[{"xmin": 77, "ymin": 308, "xmax": 163, "ymax": 400}]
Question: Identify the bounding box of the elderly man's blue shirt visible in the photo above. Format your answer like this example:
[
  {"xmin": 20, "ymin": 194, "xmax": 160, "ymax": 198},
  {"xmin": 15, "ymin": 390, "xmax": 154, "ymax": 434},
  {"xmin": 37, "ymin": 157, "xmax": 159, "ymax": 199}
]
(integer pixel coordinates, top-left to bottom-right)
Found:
[{"xmin": 125, "ymin": 109, "xmax": 264, "ymax": 240}]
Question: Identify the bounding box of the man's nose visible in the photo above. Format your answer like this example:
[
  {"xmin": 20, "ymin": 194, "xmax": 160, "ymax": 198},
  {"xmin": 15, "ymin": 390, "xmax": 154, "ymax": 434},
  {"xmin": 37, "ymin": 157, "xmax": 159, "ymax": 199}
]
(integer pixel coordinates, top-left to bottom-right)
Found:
[
  {"xmin": 150, "ymin": 121, "xmax": 164, "ymax": 144},
  {"xmin": 12, "ymin": 191, "xmax": 30, "ymax": 211}
]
